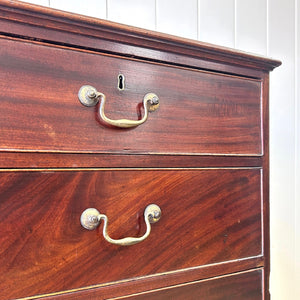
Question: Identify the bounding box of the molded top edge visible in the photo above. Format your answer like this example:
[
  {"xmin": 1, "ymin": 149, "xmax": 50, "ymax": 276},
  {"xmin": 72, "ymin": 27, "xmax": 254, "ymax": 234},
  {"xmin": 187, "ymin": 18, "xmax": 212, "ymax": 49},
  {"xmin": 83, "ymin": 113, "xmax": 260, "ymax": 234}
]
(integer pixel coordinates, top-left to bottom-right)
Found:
[{"xmin": 0, "ymin": 0, "xmax": 282, "ymax": 71}]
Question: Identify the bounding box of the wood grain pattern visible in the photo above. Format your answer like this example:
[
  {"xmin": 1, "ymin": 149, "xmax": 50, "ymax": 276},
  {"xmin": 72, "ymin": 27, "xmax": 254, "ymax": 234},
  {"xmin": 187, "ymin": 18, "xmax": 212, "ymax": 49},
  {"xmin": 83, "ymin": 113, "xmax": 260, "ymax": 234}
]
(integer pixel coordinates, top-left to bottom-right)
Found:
[
  {"xmin": 0, "ymin": 152, "xmax": 263, "ymax": 169},
  {"xmin": 0, "ymin": 0, "xmax": 281, "ymax": 75},
  {"xmin": 0, "ymin": 37, "xmax": 262, "ymax": 155},
  {"xmin": 262, "ymin": 72, "xmax": 271, "ymax": 300},
  {"xmin": 0, "ymin": 169, "xmax": 262, "ymax": 299},
  {"xmin": 0, "ymin": 2, "xmax": 279, "ymax": 299},
  {"xmin": 118, "ymin": 269, "xmax": 263, "ymax": 300},
  {"xmin": 45, "ymin": 260, "xmax": 264, "ymax": 299}
]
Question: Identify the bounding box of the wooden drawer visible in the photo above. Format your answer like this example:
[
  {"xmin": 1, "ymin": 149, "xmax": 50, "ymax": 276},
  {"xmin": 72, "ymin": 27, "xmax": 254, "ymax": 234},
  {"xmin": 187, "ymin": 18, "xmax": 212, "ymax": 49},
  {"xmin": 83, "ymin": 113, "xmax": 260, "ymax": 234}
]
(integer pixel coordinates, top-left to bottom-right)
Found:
[
  {"xmin": 119, "ymin": 269, "xmax": 263, "ymax": 300},
  {"xmin": 0, "ymin": 37, "xmax": 262, "ymax": 156},
  {"xmin": 0, "ymin": 2, "xmax": 281, "ymax": 299},
  {"xmin": 0, "ymin": 168, "xmax": 262, "ymax": 299}
]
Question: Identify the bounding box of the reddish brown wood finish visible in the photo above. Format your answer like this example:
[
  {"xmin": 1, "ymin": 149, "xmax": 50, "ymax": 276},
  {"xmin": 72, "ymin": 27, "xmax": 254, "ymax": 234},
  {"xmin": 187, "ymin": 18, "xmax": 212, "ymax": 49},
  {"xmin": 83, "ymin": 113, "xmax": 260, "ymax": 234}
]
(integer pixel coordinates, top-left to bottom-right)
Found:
[
  {"xmin": 262, "ymin": 72, "xmax": 271, "ymax": 300},
  {"xmin": 45, "ymin": 263, "xmax": 264, "ymax": 299},
  {"xmin": 118, "ymin": 269, "xmax": 263, "ymax": 300},
  {"xmin": 0, "ymin": 169, "xmax": 261, "ymax": 299},
  {"xmin": 0, "ymin": 1, "xmax": 280, "ymax": 299},
  {"xmin": 0, "ymin": 37, "xmax": 262, "ymax": 155},
  {"xmin": 0, "ymin": 0, "xmax": 280, "ymax": 75},
  {"xmin": 0, "ymin": 152, "xmax": 263, "ymax": 169},
  {"xmin": 49, "ymin": 269, "xmax": 263, "ymax": 299}
]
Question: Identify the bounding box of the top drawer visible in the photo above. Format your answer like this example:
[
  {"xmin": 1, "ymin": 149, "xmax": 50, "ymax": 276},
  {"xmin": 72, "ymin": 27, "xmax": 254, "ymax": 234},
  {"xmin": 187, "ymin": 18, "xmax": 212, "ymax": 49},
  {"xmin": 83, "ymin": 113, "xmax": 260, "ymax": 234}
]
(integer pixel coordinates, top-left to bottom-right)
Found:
[{"xmin": 0, "ymin": 37, "xmax": 262, "ymax": 155}]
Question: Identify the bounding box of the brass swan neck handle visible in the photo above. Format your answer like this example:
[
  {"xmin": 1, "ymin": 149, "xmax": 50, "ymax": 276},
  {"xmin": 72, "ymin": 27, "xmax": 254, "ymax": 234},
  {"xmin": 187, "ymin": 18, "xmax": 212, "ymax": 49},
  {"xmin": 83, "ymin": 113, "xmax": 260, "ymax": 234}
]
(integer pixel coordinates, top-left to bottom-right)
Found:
[
  {"xmin": 78, "ymin": 85, "xmax": 159, "ymax": 128},
  {"xmin": 80, "ymin": 204, "xmax": 162, "ymax": 246}
]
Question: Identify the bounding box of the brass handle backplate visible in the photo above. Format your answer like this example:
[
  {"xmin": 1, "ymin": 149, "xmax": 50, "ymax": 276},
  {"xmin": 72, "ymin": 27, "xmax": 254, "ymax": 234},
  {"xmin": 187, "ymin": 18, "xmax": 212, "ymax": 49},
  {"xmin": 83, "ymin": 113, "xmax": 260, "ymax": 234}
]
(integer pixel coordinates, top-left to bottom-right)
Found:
[
  {"xmin": 78, "ymin": 85, "xmax": 159, "ymax": 128},
  {"xmin": 80, "ymin": 204, "xmax": 161, "ymax": 246}
]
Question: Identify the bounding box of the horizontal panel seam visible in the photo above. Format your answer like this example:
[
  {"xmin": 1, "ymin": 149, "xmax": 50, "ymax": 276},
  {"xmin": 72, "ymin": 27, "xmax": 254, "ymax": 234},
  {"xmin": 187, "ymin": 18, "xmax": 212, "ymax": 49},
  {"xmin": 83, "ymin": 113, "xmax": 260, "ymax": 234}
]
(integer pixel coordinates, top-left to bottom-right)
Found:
[
  {"xmin": 0, "ymin": 32, "xmax": 265, "ymax": 80},
  {"xmin": 0, "ymin": 167, "xmax": 263, "ymax": 172},
  {"xmin": 0, "ymin": 150, "xmax": 264, "ymax": 156},
  {"xmin": 17, "ymin": 256, "xmax": 264, "ymax": 300},
  {"xmin": 109, "ymin": 268, "xmax": 264, "ymax": 300}
]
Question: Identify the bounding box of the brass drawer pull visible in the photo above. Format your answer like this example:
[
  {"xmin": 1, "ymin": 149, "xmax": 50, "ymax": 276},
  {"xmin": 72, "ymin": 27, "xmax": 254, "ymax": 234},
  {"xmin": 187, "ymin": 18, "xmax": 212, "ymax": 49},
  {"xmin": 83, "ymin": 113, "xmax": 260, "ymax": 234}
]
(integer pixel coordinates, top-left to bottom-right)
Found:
[
  {"xmin": 78, "ymin": 85, "xmax": 159, "ymax": 128},
  {"xmin": 80, "ymin": 204, "xmax": 161, "ymax": 246}
]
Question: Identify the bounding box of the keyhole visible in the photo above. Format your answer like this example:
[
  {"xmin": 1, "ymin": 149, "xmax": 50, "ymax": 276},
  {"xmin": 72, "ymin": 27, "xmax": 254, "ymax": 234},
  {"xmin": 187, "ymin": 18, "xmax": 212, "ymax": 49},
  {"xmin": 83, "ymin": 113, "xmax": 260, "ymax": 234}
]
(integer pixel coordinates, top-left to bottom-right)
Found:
[{"xmin": 118, "ymin": 74, "xmax": 125, "ymax": 90}]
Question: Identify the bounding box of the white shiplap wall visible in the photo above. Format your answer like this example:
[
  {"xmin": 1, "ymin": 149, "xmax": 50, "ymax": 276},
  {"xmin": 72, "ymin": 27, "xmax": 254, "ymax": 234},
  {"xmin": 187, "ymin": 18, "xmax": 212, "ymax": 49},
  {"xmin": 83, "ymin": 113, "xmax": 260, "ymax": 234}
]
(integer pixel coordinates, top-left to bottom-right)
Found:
[
  {"xmin": 17, "ymin": 1, "xmax": 300, "ymax": 299},
  {"xmin": 268, "ymin": 1, "xmax": 297, "ymax": 299}
]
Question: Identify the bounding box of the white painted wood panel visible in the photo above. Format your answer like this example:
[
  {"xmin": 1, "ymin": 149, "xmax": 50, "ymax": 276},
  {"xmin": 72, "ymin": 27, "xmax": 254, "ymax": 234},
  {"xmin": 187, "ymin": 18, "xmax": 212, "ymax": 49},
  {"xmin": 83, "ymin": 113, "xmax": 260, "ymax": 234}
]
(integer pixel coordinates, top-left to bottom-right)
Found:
[
  {"xmin": 295, "ymin": 1, "xmax": 300, "ymax": 298},
  {"xmin": 107, "ymin": 0, "xmax": 155, "ymax": 30},
  {"xmin": 156, "ymin": 0, "xmax": 198, "ymax": 39},
  {"xmin": 268, "ymin": 0, "xmax": 296, "ymax": 299},
  {"xmin": 198, "ymin": 0, "xmax": 235, "ymax": 47},
  {"xmin": 235, "ymin": 0, "xmax": 267, "ymax": 55},
  {"xmin": 50, "ymin": 0, "xmax": 106, "ymax": 19}
]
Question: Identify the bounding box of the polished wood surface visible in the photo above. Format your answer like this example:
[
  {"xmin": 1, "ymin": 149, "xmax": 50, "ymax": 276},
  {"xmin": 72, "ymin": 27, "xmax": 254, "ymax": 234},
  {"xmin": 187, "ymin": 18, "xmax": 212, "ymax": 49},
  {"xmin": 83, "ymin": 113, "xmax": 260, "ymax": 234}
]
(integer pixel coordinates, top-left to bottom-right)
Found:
[
  {"xmin": 118, "ymin": 270, "xmax": 263, "ymax": 300},
  {"xmin": 0, "ymin": 152, "xmax": 264, "ymax": 169},
  {"xmin": 0, "ymin": 0, "xmax": 280, "ymax": 76},
  {"xmin": 45, "ymin": 261, "xmax": 264, "ymax": 299},
  {"xmin": 0, "ymin": 37, "xmax": 262, "ymax": 155},
  {"xmin": 0, "ymin": 1, "xmax": 280, "ymax": 299},
  {"xmin": 261, "ymin": 72, "xmax": 271, "ymax": 298},
  {"xmin": 48, "ymin": 269, "xmax": 263, "ymax": 299},
  {"xmin": 0, "ymin": 169, "xmax": 261, "ymax": 299}
]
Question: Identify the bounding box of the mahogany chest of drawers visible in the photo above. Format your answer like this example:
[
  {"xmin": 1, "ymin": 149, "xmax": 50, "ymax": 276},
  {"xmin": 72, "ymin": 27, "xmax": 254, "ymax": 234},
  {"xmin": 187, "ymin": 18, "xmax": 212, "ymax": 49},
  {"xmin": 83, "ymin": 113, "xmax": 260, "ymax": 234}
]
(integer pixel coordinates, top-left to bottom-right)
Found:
[{"xmin": 0, "ymin": 1, "xmax": 281, "ymax": 299}]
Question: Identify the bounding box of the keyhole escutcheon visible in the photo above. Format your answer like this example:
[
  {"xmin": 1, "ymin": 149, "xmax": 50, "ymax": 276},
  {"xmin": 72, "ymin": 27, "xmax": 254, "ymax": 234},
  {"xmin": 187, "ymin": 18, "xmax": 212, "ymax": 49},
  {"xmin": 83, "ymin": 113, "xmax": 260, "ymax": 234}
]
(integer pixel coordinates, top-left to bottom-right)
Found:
[{"xmin": 118, "ymin": 74, "xmax": 125, "ymax": 91}]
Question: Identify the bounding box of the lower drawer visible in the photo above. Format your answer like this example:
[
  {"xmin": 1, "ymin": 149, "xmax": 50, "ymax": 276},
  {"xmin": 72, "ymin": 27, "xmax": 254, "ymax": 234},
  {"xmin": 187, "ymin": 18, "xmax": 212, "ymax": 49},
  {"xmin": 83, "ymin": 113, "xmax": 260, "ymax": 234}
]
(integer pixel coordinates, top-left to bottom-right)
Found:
[
  {"xmin": 0, "ymin": 168, "xmax": 262, "ymax": 299},
  {"xmin": 119, "ymin": 269, "xmax": 263, "ymax": 300}
]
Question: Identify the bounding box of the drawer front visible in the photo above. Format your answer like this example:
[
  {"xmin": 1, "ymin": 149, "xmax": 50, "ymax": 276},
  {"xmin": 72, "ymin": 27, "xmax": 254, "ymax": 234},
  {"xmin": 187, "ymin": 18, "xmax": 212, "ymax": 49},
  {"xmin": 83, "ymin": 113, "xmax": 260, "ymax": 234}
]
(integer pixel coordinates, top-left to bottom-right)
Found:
[
  {"xmin": 0, "ymin": 37, "xmax": 262, "ymax": 155},
  {"xmin": 120, "ymin": 269, "xmax": 263, "ymax": 300},
  {"xmin": 0, "ymin": 169, "xmax": 262, "ymax": 299}
]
